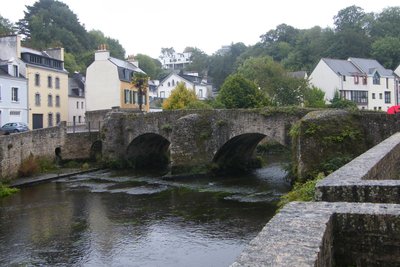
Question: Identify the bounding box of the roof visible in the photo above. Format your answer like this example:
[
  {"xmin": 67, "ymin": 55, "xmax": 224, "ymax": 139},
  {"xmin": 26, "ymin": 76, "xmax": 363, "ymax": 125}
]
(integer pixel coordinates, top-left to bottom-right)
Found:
[
  {"xmin": 322, "ymin": 58, "xmax": 362, "ymax": 76},
  {"xmin": 349, "ymin": 57, "xmax": 394, "ymax": 77},
  {"xmin": 21, "ymin": 47, "xmax": 50, "ymax": 57},
  {"xmin": 109, "ymin": 57, "xmax": 145, "ymax": 74}
]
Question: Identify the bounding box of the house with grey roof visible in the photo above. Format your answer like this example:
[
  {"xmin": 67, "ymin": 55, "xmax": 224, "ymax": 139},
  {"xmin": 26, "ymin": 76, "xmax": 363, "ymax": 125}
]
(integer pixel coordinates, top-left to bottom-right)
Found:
[
  {"xmin": 0, "ymin": 58, "xmax": 28, "ymax": 126},
  {"xmin": 85, "ymin": 48, "xmax": 149, "ymax": 112},
  {"xmin": 157, "ymin": 72, "xmax": 212, "ymax": 100},
  {"xmin": 310, "ymin": 58, "xmax": 399, "ymax": 111}
]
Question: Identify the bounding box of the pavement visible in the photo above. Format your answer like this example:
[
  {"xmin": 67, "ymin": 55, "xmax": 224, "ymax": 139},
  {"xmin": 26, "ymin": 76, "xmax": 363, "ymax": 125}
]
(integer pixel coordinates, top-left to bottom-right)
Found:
[{"xmin": 10, "ymin": 168, "xmax": 100, "ymax": 187}]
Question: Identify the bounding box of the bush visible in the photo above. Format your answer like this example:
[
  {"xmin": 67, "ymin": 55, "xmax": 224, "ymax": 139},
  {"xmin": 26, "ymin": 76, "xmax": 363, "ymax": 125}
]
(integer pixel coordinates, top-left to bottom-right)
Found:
[
  {"xmin": 278, "ymin": 172, "xmax": 325, "ymax": 209},
  {"xmin": 18, "ymin": 155, "xmax": 40, "ymax": 177}
]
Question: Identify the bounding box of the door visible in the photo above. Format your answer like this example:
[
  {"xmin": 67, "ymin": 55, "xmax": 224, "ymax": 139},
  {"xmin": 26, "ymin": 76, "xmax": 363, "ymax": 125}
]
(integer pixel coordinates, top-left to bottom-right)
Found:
[{"xmin": 32, "ymin": 114, "xmax": 43, "ymax": 129}]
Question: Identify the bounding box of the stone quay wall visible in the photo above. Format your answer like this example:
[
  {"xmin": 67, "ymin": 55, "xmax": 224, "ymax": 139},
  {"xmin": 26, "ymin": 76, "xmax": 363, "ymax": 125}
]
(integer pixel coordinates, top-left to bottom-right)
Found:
[{"xmin": 0, "ymin": 122, "xmax": 99, "ymax": 179}]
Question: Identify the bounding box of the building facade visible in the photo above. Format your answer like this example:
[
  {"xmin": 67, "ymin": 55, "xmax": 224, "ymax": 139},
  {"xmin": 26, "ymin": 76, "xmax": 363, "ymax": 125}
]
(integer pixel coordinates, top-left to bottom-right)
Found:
[
  {"xmin": 159, "ymin": 51, "xmax": 192, "ymax": 70},
  {"xmin": 86, "ymin": 48, "xmax": 149, "ymax": 112},
  {"xmin": 310, "ymin": 58, "xmax": 398, "ymax": 111},
  {"xmin": 157, "ymin": 73, "xmax": 212, "ymax": 100},
  {"xmin": 68, "ymin": 72, "xmax": 86, "ymax": 124},
  {"xmin": 0, "ymin": 35, "xmax": 69, "ymax": 129},
  {"xmin": 0, "ymin": 58, "xmax": 28, "ymax": 126}
]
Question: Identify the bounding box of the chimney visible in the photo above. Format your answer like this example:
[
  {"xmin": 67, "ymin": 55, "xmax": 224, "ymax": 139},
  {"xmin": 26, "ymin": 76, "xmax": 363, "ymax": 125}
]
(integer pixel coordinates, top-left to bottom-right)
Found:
[
  {"xmin": 127, "ymin": 54, "xmax": 139, "ymax": 67},
  {"xmin": 95, "ymin": 44, "xmax": 110, "ymax": 61},
  {"xmin": 0, "ymin": 35, "xmax": 21, "ymax": 59},
  {"xmin": 45, "ymin": 47, "xmax": 64, "ymax": 61}
]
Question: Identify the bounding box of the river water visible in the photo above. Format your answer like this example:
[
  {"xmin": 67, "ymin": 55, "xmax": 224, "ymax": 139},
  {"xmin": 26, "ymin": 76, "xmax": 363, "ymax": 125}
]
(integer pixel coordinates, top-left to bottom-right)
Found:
[{"xmin": 0, "ymin": 155, "xmax": 290, "ymax": 266}]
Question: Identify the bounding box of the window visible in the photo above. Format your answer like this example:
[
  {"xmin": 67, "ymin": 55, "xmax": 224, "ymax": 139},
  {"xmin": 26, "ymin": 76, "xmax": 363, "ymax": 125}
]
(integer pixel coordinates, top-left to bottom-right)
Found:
[
  {"xmin": 13, "ymin": 65, "xmax": 19, "ymax": 77},
  {"xmin": 362, "ymin": 76, "xmax": 367, "ymax": 85},
  {"xmin": 343, "ymin": 75, "xmax": 346, "ymax": 82},
  {"xmin": 55, "ymin": 77, "xmax": 60, "ymax": 89},
  {"xmin": 0, "ymin": 85, "xmax": 2, "ymax": 101},
  {"xmin": 372, "ymin": 93, "xmax": 375, "ymax": 99},
  {"xmin": 48, "ymin": 94, "xmax": 53, "ymax": 107},
  {"xmin": 386, "ymin": 78, "xmax": 389, "ymax": 89},
  {"xmin": 81, "ymin": 102, "xmax": 83, "ymax": 109},
  {"xmin": 354, "ymin": 76, "xmax": 359, "ymax": 84},
  {"xmin": 172, "ymin": 79, "xmax": 175, "ymax": 86},
  {"xmin": 11, "ymin": 87, "xmax": 18, "ymax": 102},
  {"xmin": 198, "ymin": 89, "xmax": 203, "ymax": 98},
  {"xmin": 124, "ymin": 89, "xmax": 130, "ymax": 104},
  {"xmin": 55, "ymin": 95, "xmax": 60, "ymax": 107},
  {"xmin": 350, "ymin": 91, "xmax": 368, "ymax": 104},
  {"xmin": 35, "ymin": 93, "xmax": 41, "ymax": 106},
  {"xmin": 48, "ymin": 113, "xmax": 53, "ymax": 127},
  {"xmin": 10, "ymin": 111, "xmax": 20, "ymax": 116},
  {"xmin": 78, "ymin": 116, "xmax": 81, "ymax": 123},
  {"xmin": 167, "ymin": 82, "xmax": 171, "ymax": 87},
  {"xmin": 378, "ymin": 107, "xmax": 382, "ymax": 111},
  {"xmin": 373, "ymin": 72, "xmax": 380, "ymax": 85},
  {"xmin": 48, "ymin": 76, "xmax": 52, "ymax": 88},
  {"xmin": 56, "ymin": 113, "xmax": 61, "ymax": 125},
  {"xmin": 35, "ymin": 73, "xmax": 40, "ymax": 86},
  {"xmin": 379, "ymin": 93, "xmax": 383, "ymax": 99},
  {"xmin": 384, "ymin": 91, "xmax": 391, "ymax": 104},
  {"xmin": 76, "ymin": 101, "xmax": 79, "ymax": 109},
  {"xmin": 160, "ymin": 91, "xmax": 165, "ymax": 98}
]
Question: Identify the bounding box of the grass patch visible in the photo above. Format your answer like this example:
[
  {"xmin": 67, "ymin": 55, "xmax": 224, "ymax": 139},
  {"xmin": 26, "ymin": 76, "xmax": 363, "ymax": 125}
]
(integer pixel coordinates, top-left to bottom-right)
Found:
[
  {"xmin": 0, "ymin": 183, "xmax": 19, "ymax": 198},
  {"xmin": 278, "ymin": 172, "xmax": 325, "ymax": 209}
]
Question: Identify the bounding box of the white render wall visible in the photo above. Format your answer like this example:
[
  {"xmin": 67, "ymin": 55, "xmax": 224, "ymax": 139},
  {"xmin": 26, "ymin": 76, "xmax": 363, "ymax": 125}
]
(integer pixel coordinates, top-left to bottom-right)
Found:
[
  {"xmin": 68, "ymin": 96, "xmax": 86, "ymax": 123},
  {"xmin": 0, "ymin": 76, "xmax": 28, "ymax": 126},
  {"xmin": 86, "ymin": 57, "xmax": 120, "ymax": 111},
  {"xmin": 309, "ymin": 60, "xmax": 342, "ymax": 102},
  {"xmin": 158, "ymin": 75, "xmax": 195, "ymax": 99}
]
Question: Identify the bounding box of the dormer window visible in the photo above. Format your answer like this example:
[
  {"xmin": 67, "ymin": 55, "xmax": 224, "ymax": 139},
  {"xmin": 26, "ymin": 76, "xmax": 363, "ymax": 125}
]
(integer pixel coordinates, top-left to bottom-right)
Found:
[
  {"xmin": 373, "ymin": 72, "xmax": 380, "ymax": 85},
  {"xmin": 13, "ymin": 65, "xmax": 19, "ymax": 77},
  {"xmin": 362, "ymin": 76, "xmax": 367, "ymax": 85},
  {"xmin": 354, "ymin": 76, "xmax": 359, "ymax": 84}
]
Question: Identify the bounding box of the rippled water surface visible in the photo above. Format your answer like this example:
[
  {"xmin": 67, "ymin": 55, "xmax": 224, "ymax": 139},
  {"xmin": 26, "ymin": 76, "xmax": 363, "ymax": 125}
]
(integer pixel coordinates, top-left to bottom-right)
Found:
[{"xmin": 0, "ymin": 155, "xmax": 290, "ymax": 266}]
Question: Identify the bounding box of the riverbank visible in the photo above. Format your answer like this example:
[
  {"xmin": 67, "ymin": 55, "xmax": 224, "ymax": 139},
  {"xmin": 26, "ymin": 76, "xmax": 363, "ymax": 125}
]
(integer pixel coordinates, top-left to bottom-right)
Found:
[{"xmin": 9, "ymin": 168, "xmax": 100, "ymax": 187}]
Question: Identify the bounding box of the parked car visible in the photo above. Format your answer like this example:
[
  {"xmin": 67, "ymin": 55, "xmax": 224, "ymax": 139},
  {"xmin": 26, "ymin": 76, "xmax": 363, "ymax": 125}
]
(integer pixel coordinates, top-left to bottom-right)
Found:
[{"xmin": 1, "ymin": 122, "xmax": 30, "ymax": 133}]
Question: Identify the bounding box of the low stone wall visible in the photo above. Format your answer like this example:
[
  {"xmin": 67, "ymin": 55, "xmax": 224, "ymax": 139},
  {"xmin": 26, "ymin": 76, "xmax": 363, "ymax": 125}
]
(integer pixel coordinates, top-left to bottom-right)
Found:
[
  {"xmin": 0, "ymin": 125, "xmax": 65, "ymax": 179},
  {"xmin": 0, "ymin": 122, "xmax": 100, "ymax": 179},
  {"xmin": 293, "ymin": 110, "xmax": 400, "ymax": 181},
  {"xmin": 231, "ymin": 202, "xmax": 400, "ymax": 267},
  {"xmin": 315, "ymin": 132, "xmax": 400, "ymax": 203}
]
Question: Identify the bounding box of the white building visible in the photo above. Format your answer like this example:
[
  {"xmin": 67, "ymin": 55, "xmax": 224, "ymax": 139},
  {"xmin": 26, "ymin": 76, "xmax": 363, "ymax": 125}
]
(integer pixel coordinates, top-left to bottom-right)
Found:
[
  {"xmin": 85, "ymin": 48, "xmax": 149, "ymax": 112},
  {"xmin": 0, "ymin": 58, "xmax": 28, "ymax": 126},
  {"xmin": 159, "ymin": 51, "xmax": 192, "ymax": 70},
  {"xmin": 157, "ymin": 73, "xmax": 212, "ymax": 100},
  {"xmin": 310, "ymin": 58, "xmax": 398, "ymax": 111},
  {"xmin": 68, "ymin": 72, "xmax": 86, "ymax": 124}
]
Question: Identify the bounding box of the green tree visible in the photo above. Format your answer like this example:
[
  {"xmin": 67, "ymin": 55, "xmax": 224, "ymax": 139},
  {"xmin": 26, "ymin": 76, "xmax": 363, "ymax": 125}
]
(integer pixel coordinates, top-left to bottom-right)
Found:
[
  {"xmin": 217, "ymin": 74, "xmax": 262, "ymax": 109},
  {"xmin": 162, "ymin": 83, "xmax": 198, "ymax": 110},
  {"xmin": 303, "ymin": 86, "xmax": 326, "ymax": 108},
  {"xmin": 134, "ymin": 54, "xmax": 165, "ymax": 80},
  {"xmin": 371, "ymin": 37, "xmax": 400, "ymax": 70},
  {"xmin": 370, "ymin": 7, "xmax": 400, "ymax": 39},
  {"xmin": 0, "ymin": 15, "xmax": 15, "ymax": 35},
  {"xmin": 183, "ymin": 47, "xmax": 209, "ymax": 76}
]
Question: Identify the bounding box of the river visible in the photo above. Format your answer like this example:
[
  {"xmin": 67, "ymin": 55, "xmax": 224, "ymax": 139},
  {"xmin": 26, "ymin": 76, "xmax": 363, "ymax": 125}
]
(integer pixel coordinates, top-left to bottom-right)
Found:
[{"xmin": 0, "ymin": 155, "xmax": 290, "ymax": 266}]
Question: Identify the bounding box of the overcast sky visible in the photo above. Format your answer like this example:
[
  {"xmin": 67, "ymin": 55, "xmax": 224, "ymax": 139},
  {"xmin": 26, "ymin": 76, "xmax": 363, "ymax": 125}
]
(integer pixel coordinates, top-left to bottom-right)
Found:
[{"xmin": 2, "ymin": 0, "xmax": 399, "ymax": 58}]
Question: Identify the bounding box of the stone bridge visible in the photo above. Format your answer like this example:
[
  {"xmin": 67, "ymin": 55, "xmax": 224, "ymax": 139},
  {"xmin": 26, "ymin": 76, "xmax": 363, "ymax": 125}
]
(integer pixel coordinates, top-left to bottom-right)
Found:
[{"xmin": 102, "ymin": 108, "xmax": 310, "ymax": 174}]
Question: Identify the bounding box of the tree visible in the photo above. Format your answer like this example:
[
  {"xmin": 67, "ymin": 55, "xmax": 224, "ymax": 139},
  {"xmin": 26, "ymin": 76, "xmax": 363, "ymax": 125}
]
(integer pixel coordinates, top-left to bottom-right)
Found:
[
  {"xmin": 370, "ymin": 7, "xmax": 400, "ymax": 39},
  {"xmin": 134, "ymin": 54, "xmax": 165, "ymax": 79},
  {"xmin": 216, "ymin": 74, "xmax": 262, "ymax": 109},
  {"xmin": 162, "ymin": 83, "xmax": 198, "ymax": 110},
  {"xmin": 303, "ymin": 86, "xmax": 326, "ymax": 108},
  {"xmin": 0, "ymin": 15, "xmax": 15, "ymax": 35},
  {"xmin": 132, "ymin": 72, "xmax": 149, "ymax": 111},
  {"xmin": 371, "ymin": 37, "xmax": 400, "ymax": 69},
  {"xmin": 183, "ymin": 47, "xmax": 209, "ymax": 76}
]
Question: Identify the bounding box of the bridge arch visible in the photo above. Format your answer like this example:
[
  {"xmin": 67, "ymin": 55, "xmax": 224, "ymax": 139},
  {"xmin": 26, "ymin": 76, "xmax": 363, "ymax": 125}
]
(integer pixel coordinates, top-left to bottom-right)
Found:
[
  {"xmin": 126, "ymin": 133, "xmax": 170, "ymax": 169},
  {"xmin": 213, "ymin": 133, "xmax": 267, "ymax": 173},
  {"xmin": 90, "ymin": 140, "xmax": 102, "ymax": 161}
]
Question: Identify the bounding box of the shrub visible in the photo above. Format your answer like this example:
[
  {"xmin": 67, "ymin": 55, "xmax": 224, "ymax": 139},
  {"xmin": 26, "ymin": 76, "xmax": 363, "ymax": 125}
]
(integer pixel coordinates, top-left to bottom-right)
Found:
[
  {"xmin": 0, "ymin": 183, "xmax": 19, "ymax": 198},
  {"xmin": 18, "ymin": 155, "xmax": 40, "ymax": 177}
]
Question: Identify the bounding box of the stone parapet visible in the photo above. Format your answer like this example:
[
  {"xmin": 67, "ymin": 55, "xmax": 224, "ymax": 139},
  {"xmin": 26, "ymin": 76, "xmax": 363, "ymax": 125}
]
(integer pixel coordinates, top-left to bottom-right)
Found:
[
  {"xmin": 231, "ymin": 202, "xmax": 400, "ymax": 267},
  {"xmin": 315, "ymin": 132, "xmax": 400, "ymax": 203}
]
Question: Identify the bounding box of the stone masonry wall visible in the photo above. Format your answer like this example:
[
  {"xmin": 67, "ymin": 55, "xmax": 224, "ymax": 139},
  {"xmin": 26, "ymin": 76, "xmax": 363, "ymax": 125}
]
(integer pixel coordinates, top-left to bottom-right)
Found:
[{"xmin": 293, "ymin": 110, "xmax": 400, "ymax": 181}]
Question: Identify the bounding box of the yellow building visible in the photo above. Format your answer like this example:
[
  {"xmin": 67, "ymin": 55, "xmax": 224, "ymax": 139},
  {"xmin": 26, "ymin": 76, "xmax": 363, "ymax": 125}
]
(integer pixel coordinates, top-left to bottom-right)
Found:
[
  {"xmin": 0, "ymin": 35, "xmax": 69, "ymax": 129},
  {"xmin": 21, "ymin": 47, "xmax": 69, "ymax": 129},
  {"xmin": 86, "ymin": 48, "xmax": 149, "ymax": 112}
]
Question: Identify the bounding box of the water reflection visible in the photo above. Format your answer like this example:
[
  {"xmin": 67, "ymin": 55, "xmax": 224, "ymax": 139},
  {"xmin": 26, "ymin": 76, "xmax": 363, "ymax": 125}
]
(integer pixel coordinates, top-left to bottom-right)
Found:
[{"xmin": 0, "ymin": 155, "xmax": 290, "ymax": 266}]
